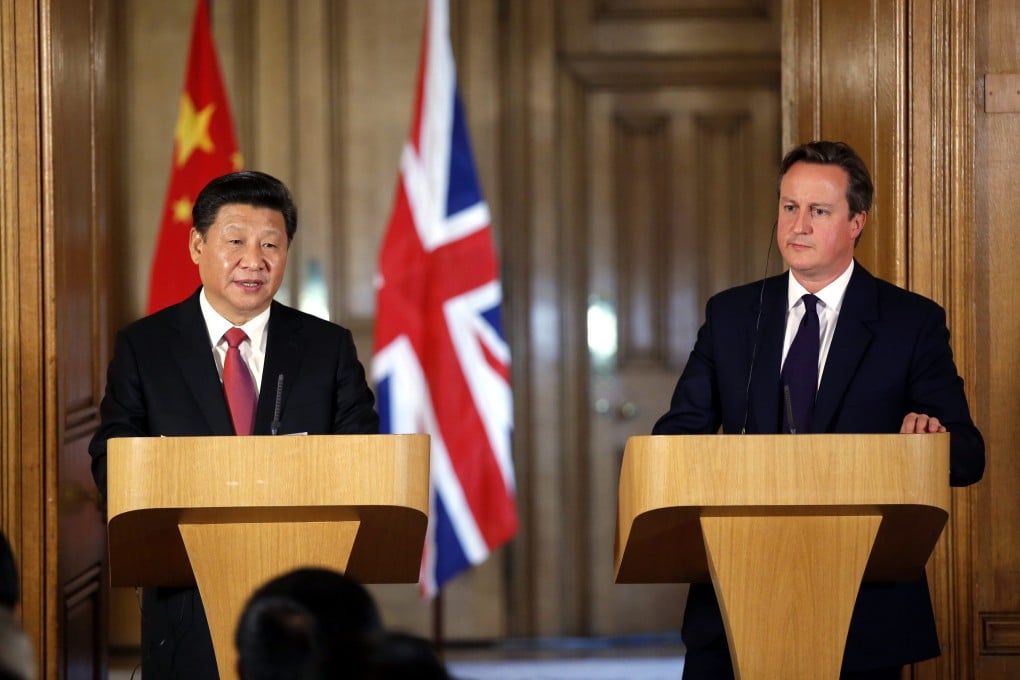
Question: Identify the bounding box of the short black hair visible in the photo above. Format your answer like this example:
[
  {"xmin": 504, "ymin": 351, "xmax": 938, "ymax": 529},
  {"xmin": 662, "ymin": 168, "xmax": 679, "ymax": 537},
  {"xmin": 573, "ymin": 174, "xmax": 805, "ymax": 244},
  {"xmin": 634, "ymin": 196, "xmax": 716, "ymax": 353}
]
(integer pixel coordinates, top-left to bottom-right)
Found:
[
  {"xmin": 192, "ymin": 170, "xmax": 298, "ymax": 242},
  {"xmin": 0, "ymin": 532, "xmax": 17, "ymax": 610},
  {"xmin": 235, "ymin": 568, "xmax": 383, "ymax": 680},
  {"xmin": 778, "ymin": 140, "xmax": 873, "ymax": 216},
  {"xmin": 235, "ymin": 596, "xmax": 320, "ymax": 680},
  {"xmin": 367, "ymin": 632, "xmax": 451, "ymax": 680}
]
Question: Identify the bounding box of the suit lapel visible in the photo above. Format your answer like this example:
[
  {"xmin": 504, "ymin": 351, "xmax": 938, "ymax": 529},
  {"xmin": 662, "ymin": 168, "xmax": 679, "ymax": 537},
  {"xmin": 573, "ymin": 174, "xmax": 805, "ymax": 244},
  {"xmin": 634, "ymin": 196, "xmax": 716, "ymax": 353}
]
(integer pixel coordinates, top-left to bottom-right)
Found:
[
  {"xmin": 748, "ymin": 274, "xmax": 787, "ymax": 433},
  {"xmin": 169, "ymin": 291, "xmax": 234, "ymax": 434},
  {"xmin": 255, "ymin": 302, "xmax": 305, "ymax": 434},
  {"xmin": 811, "ymin": 263, "xmax": 877, "ymax": 433}
]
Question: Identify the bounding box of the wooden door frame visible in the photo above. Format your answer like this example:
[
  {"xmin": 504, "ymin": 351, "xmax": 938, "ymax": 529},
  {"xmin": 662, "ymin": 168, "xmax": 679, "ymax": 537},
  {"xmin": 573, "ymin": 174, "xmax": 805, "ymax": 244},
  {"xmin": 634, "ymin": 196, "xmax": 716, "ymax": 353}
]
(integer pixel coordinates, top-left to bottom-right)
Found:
[
  {"xmin": 2, "ymin": 0, "xmax": 112, "ymax": 675},
  {"xmin": 1, "ymin": 0, "xmax": 55, "ymax": 675}
]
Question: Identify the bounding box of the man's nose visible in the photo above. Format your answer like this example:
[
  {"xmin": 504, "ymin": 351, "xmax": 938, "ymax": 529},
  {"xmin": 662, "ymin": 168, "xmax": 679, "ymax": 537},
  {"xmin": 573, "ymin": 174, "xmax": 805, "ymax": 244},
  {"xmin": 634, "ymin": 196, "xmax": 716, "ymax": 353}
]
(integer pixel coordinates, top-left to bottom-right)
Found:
[
  {"xmin": 792, "ymin": 211, "xmax": 811, "ymax": 234},
  {"xmin": 239, "ymin": 242, "xmax": 264, "ymax": 268}
]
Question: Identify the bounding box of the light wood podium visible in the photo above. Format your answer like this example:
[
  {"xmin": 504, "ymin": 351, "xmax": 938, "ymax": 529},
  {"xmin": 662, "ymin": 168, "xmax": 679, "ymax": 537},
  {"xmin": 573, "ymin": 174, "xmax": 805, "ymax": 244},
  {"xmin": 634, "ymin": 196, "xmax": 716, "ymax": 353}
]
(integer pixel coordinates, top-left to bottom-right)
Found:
[
  {"xmin": 615, "ymin": 434, "xmax": 950, "ymax": 680},
  {"xmin": 107, "ymin": 434, "xmax": 429, "ymax": 679}
]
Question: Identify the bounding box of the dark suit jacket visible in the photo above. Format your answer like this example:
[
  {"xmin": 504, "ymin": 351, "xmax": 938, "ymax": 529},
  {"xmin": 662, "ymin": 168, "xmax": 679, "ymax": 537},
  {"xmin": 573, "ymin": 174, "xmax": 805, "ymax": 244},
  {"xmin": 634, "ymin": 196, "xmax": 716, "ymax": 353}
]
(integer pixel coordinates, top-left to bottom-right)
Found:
[
  {"xmin": 88, "ymin": 289, "xmax": 379, "ymax": 679},
  {"xmin": 653, "ymin": 262, "xmax": 984, "ymax": 672}
]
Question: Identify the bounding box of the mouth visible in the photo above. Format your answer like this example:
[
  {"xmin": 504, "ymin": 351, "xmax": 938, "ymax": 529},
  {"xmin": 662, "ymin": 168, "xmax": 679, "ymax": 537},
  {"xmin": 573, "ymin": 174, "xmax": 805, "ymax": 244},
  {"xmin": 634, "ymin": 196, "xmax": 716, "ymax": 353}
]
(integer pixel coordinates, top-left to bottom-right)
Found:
[{"xmin": 234, "ymin": 280, "xmax": 266, "ymax": 290}]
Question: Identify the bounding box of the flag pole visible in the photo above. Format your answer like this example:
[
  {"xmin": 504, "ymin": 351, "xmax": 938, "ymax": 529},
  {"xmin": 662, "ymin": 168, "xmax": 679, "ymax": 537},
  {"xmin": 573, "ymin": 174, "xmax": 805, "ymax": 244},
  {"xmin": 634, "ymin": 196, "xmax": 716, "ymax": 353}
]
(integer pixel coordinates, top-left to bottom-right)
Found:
[{"xmin": 432, "ymin": 590, "xmax": 445, "ymax": 660}]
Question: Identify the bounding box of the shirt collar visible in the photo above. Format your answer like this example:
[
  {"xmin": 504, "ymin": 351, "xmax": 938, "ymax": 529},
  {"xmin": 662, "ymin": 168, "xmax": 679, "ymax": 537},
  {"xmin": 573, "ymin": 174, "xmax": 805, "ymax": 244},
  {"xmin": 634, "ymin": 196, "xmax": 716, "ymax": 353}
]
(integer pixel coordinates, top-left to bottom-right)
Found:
[
  {"xmin": 198, "ymin": 288, "xmax": 272, "ymax": 351},
  {"xmin": 786, "ymin": 259, "xmax": 855, "ymax": 313}
]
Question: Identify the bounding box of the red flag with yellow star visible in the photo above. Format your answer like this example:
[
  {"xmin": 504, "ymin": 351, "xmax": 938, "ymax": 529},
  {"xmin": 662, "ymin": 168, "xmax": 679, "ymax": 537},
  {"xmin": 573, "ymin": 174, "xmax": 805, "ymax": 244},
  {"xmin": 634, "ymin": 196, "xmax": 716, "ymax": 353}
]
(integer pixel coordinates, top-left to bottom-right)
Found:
[{"xmin": 147, "ymin": 0, "xmax": 242, "ymax": 313}]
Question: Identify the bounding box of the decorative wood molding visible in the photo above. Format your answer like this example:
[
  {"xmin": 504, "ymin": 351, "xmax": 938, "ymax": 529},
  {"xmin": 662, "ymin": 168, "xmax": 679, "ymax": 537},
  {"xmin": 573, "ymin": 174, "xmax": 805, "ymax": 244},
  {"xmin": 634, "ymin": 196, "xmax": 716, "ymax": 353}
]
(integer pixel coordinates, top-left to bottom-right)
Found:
[
  {"xmin": 692, "ymin": 112, "xmax": 753, "ymax": 303},
  {"xmin": 905, "ymin": 3, "xmax": 978, "ymax": 678},
  {"xmin": 595, "ymin": 0, "xmax": 772, "ymax": 21},
  {"xmin": 784, "ymin": 0, "xmax": 980, "ymax": 676},
  {"xmin": 981, "ymin": 613, "xmax": 1020, "ymax": 655},
  {"xmin": 558, "ymin": 56, "xmax": 595, "ymax": 635},
  {"xmin": 565, "ymin": 54, "xmax": 780, "ymax": 89},
  {"xmin": 562, "ymin": 0, "xmax": 780, "ymax": 54},
  {"xmin": 782, "ymin": 0, "xmax": 906, "ymax": 283},
  {"xmin": 612, "ymin": 113, "xmax": 671, "ymax": 369},
  {"xmin": 1, "ymin": 0, "xmax": 50, "ymax": 675}
]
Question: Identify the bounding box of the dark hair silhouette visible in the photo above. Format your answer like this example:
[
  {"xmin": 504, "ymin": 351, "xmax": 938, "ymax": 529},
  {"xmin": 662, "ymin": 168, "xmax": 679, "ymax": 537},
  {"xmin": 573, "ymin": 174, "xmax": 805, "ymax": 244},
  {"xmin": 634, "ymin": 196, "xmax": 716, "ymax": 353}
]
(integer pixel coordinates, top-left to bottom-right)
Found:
[{"xmin": 235, "ymin": 568, "xmax": 383, "ymax": 680}]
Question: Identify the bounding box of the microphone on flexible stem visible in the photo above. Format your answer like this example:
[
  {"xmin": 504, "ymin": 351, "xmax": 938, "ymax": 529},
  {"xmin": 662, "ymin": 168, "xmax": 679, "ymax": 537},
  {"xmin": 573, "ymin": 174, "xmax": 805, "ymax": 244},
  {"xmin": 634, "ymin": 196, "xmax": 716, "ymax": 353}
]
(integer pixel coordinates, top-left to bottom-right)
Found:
[
  {"xmin": 270, "ymin": 374, "xmax": 284, "ymax": 435},
  {"xmin": 783, "ymin": 383, "xmax": 797, "ymax": 434},
  {"xmin": 739, "ymin": 220, "xmax": 779, "ymax": 434}
]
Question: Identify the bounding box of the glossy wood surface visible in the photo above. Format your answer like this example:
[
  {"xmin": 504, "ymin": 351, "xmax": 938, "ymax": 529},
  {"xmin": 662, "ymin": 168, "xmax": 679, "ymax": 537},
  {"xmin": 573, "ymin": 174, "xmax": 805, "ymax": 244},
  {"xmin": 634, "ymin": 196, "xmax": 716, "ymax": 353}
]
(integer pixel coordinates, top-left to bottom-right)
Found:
[
  {"xmin": 107, "ymin": 433, "xmax": 429, "ymax": 679},
  {"xmin": 617, "ymin": 434, "xmax": 950, "ymax": 679}
]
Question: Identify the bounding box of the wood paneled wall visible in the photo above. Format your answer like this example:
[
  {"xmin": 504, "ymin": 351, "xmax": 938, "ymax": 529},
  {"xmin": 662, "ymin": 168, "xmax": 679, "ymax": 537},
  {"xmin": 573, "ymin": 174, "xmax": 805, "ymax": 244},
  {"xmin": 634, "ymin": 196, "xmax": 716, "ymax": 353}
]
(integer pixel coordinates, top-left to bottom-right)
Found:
[
  {"xmin": 1, "ymin": 0, "xmax": 50, "ymax": 671},
  {"xmin": 974, "ymin": 0, "xmax": 1020, "ymax": 676},
  {"xmin": 786, "ymin": 0, "xmax": 1018, "ymax": 677},
  {"xmin": 2, "ymin": 0, "xmax": 112, "ymax": 676},
  {"xmin": 507, "ymin": 0, "xmax": 782, "ymax": 636},
  {"xmin": 5, "ymin": 0, "xmax": 1020, "ymax": 676}
]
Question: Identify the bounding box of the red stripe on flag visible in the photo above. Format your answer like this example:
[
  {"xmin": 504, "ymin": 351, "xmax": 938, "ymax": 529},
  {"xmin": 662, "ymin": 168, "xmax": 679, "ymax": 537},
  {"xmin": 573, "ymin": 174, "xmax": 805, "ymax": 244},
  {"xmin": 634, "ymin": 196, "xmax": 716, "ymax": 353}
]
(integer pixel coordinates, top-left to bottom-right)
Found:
[{"xmin": 147, "ymin": 0, "xmax": 242, "ymax": 314}]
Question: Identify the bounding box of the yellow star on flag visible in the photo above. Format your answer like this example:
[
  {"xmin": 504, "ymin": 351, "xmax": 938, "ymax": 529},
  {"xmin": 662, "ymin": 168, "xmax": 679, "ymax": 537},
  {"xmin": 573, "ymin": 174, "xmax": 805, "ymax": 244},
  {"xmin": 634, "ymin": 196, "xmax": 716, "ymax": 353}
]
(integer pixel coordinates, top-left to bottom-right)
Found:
[
  {"xmin": 231, "ymin": 151, "xmax": 244, "ymax": 171},
  {"xmin": 172, "ymin": 195, "xmax": 194, "ymax": 224},
  {"xmin": 175, "ymin": 93, "xmax": 216, "ymax": 167}
]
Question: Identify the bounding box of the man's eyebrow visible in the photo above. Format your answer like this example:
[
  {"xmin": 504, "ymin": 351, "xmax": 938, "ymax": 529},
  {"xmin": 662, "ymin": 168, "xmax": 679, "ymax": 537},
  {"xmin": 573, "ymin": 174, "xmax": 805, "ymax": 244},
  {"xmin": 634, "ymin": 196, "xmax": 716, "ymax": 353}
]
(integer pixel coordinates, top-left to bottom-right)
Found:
[{"xmin": 781, "ymin": 196, "xmax": 836, "ymax": 206}]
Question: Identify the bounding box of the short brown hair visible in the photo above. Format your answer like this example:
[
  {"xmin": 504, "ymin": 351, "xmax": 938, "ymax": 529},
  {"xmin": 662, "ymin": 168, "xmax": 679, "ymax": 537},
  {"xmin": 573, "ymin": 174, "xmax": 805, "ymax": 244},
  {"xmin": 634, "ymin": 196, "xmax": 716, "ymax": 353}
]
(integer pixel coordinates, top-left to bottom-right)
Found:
[{"xmin": 779, "ymin": 141, "xmax": 873, "ymax": 217}]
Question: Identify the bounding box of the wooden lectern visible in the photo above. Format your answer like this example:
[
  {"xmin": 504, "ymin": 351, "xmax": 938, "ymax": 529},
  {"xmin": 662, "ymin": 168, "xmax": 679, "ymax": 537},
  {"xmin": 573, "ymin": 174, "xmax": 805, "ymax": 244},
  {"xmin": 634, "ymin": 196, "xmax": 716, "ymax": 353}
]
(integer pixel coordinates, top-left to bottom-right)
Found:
[
  {"xmin": 107, "ymin": 434, "xmax": 429, "ymax": 680},
  {"xmin": 615, "ymin": 434, "xmax": 950, "ymax": 680}
]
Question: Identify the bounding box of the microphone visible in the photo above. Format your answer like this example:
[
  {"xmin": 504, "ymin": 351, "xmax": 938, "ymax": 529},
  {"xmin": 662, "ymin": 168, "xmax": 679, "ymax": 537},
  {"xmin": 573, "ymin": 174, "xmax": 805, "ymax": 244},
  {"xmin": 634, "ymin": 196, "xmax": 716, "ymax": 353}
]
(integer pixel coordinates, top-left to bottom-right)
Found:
[
  {"xmin": 739, "ymin": 220, "xmax": 778, "ymax": 434},
  {"xmin": 783, "ymin": 383, "xmax": 797, "ymax": 434},
  {"xmin": 270, "ymin": 374, "xmax": 284, "ymax": 435}
]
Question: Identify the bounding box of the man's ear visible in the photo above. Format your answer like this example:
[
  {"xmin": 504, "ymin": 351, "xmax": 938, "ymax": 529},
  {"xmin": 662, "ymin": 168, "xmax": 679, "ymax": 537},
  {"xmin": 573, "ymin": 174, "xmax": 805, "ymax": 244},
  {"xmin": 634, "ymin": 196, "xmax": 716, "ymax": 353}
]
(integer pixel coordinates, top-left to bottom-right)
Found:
[
  {"xmin": 189, "ymin": 228, "xmax": 204, "ymax": 264},
  {"xmin": 850, "ymin": 211, "xmax": 867, "ymax": 240}
]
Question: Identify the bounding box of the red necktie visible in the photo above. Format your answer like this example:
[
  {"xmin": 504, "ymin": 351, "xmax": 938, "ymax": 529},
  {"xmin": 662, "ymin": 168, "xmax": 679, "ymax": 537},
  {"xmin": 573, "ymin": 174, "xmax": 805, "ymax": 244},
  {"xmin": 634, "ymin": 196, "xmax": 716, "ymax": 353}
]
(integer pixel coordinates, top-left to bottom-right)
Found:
[{"xmin": 223, "ymin": 327, "xmax": 257, "ymax": 435}]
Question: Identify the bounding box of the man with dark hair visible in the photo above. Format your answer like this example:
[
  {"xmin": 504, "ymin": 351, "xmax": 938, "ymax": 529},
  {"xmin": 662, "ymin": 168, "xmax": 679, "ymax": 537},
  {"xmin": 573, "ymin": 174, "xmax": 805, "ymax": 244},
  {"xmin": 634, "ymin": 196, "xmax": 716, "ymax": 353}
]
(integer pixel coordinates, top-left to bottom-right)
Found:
[
  {"xmin": 0, "ymin": 531, "xmax": 33, "ymax": 680},
  {"xmin": 235, "ymin": 568, "xmax": 384, "ymax": 680},
  {"xmin": 0, "ymin": 533, "xmax": 17, "ymax": 613},
  {"xmin": 89, "ymin": 170, "xmax": 379, "ymax": 679},
  {"xmin": 654, "ymin": 140, "xmax": 984, "ymax": 679},
  {"xmin": 367, "ymin": 632, "xmax": 451, "ymax": 680}
]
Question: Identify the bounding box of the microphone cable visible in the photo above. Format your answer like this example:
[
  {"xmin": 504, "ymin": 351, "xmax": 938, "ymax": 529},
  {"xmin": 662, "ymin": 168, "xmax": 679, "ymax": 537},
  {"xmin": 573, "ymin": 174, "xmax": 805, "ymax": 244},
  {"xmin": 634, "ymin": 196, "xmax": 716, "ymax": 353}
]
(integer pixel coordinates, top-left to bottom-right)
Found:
[{"xmin": 739, "ymin": 220, "xmax": 778, "ymax": 434}]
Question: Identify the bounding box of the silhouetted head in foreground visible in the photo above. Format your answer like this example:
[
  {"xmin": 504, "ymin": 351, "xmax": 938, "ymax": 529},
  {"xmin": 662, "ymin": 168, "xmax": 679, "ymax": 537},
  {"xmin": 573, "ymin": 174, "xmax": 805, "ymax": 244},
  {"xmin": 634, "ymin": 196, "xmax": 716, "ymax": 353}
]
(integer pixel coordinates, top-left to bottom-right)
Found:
[{"xmin": 236, "ymin": 567, "xmax": 383, "ymax": 680}]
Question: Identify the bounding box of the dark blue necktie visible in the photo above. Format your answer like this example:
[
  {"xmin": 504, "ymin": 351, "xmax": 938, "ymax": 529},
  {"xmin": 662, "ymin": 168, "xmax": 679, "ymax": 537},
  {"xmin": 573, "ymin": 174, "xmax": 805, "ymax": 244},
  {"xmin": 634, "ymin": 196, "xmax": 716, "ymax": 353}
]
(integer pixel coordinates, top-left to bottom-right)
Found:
[{"xmin": 781, "ymin": 294, "xmax": 820, "ymax": 434}]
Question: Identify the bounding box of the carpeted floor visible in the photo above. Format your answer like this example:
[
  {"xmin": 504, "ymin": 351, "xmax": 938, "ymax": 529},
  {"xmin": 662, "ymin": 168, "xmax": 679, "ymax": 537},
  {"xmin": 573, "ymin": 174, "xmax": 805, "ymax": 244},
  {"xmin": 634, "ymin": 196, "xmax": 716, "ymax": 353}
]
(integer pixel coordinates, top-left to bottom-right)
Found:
[
  {"xmin": 447, "ymin": 656, "xmax": 684, "ymax": 680},
  {"xmin": 110, "ymin": 657, "xmax": 685, "ymax": 680},
  {"xmin": 110, "ymin": 637, "xmax": 687, "ymax": 679}
]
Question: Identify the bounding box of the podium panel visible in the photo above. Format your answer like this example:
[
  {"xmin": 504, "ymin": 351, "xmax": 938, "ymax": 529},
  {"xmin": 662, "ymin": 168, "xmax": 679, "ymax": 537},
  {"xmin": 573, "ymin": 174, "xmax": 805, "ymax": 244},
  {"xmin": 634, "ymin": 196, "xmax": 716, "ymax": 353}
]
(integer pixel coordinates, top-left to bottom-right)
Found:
[
  {"xmin": 107, "ymin": 434, "xmax": 429, "ymax": 680},
  {"xmin": 615, "ymin": 434, "xmax": 949, "ymax": 680}
]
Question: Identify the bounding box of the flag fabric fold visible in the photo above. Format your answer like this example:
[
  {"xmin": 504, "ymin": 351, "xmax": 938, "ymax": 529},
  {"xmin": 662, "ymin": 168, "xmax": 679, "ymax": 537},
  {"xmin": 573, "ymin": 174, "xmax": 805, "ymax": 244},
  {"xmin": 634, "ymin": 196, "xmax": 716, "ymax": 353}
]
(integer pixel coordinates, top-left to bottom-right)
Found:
[
  {"xmin": 147, "ymin": 0, "xmax": 242, "ymax": 314},
  {"xmin": 372, "ymin": 0, "xmax": 517, "ymax": 597}
]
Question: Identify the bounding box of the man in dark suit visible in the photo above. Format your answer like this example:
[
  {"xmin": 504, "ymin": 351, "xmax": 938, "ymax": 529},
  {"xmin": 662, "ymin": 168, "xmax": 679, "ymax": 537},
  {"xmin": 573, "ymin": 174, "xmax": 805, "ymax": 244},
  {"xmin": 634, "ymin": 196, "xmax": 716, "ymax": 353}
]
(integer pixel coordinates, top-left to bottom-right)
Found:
[
  {"xmin": 653, "ymin": 141, "xmax": 985, "ymax": 680},
  {"xmin": 89, "ymin": 170, "xmax": 379, "ymax": 679}
]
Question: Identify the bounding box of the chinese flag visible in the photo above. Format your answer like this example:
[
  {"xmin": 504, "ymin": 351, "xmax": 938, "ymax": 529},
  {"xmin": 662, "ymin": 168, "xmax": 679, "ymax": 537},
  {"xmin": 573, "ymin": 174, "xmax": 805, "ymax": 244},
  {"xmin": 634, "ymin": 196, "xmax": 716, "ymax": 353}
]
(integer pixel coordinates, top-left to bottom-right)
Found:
[{"xmin": 146, "ymin": 0, "xmax": 242, "ymax": 313}]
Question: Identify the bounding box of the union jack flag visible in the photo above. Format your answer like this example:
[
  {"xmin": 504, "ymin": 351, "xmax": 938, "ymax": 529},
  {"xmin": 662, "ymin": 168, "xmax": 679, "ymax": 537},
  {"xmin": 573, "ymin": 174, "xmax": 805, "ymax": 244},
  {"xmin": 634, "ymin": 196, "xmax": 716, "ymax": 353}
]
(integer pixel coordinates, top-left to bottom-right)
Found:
[{"xmin": 372, "ymin": 0, "xmax": 517, "ymax": 597}]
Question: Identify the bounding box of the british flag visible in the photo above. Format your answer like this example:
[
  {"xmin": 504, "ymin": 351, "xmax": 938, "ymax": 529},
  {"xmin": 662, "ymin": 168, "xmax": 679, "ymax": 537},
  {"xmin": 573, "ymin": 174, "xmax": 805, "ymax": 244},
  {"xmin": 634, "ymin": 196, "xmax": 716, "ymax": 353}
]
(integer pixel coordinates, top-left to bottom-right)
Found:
[{"xmin": 372, "ymin": 0, "xmax": 517, "ymax": 597}]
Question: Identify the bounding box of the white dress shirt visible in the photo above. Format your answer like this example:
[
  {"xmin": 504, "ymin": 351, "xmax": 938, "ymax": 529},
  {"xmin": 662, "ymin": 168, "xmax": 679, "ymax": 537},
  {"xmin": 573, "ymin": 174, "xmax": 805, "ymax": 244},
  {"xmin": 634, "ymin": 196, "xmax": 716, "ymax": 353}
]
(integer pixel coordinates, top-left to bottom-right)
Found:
[
  {"xmin": 198, "ymin": 289, "xmax": 271, "ymax": 397},
  {"xmin": 780, "ymin": 260, "xmax": 855, "ymax": 388}
]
